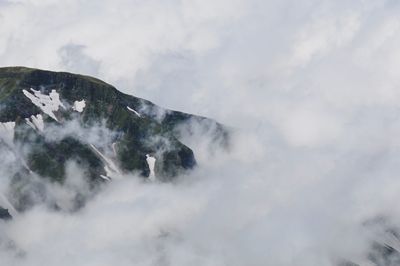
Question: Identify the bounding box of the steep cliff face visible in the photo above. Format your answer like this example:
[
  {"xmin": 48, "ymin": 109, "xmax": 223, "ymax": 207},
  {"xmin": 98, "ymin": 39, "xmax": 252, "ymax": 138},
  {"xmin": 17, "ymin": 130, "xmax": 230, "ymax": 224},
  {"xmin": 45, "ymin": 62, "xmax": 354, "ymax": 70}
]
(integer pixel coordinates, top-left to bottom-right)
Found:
[{"xmin": 0, "ymin": 67, "xmax": 227, "ymax": 211}]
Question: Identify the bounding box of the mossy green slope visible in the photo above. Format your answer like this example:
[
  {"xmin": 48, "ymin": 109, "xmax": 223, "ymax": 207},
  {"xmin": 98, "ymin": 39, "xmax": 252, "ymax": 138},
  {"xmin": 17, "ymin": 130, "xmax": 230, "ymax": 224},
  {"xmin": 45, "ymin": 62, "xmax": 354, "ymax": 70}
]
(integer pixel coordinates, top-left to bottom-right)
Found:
[{"xmin": 0, "ymin": 67, "xmax": 205, "ymax": 183}]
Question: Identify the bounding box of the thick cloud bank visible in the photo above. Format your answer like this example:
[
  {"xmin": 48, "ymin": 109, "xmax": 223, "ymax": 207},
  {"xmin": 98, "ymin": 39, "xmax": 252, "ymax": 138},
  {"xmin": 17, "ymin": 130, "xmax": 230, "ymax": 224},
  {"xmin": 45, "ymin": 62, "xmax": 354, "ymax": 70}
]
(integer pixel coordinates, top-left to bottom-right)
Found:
[{"xmin": 2, "ymin": 0, "xmax": 400, "ymax": 265}]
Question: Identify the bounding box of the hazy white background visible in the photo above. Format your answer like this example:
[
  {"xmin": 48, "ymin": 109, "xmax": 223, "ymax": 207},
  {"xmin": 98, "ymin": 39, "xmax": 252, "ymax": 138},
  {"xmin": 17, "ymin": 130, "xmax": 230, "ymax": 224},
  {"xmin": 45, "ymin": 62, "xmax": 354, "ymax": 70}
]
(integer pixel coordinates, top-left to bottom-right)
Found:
[{"xmin": 1, "ymin": 0, "xmax": 400, "ymax": 265}]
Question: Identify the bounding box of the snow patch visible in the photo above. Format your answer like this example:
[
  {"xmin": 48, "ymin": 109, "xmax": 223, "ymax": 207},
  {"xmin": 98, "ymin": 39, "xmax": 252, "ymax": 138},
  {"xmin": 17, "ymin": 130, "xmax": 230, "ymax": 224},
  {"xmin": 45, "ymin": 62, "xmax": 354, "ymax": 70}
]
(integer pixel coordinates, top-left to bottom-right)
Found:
[
  {"xmin": 0, "ymin": 121, "xmax": 15, "ymax": 144},
  {"xmin": 100, "ymin": 175, "xmax": 111, "ymax": 181},
  {"xmin": 146, "ymin": 154, "xmax": 156, "ymax": 181},
  {"xmin": 23, "ymin": 88, "xmax": 65, "ymax": 121},
  {"xmin": 127, "ymin": 106, "xmax": 141, "ymax": 117},
  {"xmin": 90, "ymin": 144, "xmax": 121, "ymax": 180},
  {"xmin": 25, "ymin": 114, "xmax": 44, "ymax": 132},
  {"xmin": 112, "ymin": 142, "xmax": 118, "ymax": 157},
  {"xmin": 72, "ymin": 99, "xmax": 86, "ymax": 112}
]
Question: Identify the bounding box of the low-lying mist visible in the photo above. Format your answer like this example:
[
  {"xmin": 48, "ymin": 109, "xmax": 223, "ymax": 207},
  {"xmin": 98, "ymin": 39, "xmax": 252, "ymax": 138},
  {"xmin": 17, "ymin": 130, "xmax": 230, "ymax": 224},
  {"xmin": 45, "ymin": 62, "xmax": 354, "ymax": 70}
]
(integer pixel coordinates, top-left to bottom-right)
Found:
[{"xmin": 0, "ymin": 116, "xmax": 399, "ymax": 266}]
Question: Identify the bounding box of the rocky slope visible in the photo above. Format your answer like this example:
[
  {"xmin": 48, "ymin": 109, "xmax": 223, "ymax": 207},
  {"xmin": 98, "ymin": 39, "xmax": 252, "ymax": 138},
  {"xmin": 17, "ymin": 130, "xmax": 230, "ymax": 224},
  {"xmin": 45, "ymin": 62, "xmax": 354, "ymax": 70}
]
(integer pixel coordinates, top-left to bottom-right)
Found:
[{"xmin": 0, "ymin": 66, "xmax": 227, "ymax": 212}]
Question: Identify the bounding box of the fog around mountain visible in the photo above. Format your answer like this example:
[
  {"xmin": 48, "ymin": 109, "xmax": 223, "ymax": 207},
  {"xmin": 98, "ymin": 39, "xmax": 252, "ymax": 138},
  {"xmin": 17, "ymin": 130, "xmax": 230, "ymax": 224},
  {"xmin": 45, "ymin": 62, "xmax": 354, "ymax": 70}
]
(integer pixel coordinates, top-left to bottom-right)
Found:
[{"xmin": 2, "ymin": 0, "xmax": 400, "ymax": 265}]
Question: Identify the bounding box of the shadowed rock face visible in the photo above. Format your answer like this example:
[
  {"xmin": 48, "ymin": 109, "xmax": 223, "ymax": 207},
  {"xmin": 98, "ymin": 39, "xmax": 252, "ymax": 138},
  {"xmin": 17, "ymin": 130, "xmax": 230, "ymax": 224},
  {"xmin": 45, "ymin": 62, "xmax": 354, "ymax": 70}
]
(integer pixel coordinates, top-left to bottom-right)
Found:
[
  {"xmin": 0, "ymin": 207, "xmax": 11, "ymax": 221},
  {"xmin": 338, "ymin": 217, "xmax": 400, "ymax": 266},
  {"xmin": 0, "ymin": 67, "xmax": 227, "ymax": 210}
]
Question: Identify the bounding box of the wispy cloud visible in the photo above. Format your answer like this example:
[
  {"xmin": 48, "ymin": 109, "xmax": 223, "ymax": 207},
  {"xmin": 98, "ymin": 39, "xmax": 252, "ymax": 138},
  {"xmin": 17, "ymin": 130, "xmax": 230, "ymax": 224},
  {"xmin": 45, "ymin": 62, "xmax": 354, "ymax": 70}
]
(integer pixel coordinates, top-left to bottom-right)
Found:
[{"xmin": 1, "ymin": 0, "xmax": 400, "ymax": 265}]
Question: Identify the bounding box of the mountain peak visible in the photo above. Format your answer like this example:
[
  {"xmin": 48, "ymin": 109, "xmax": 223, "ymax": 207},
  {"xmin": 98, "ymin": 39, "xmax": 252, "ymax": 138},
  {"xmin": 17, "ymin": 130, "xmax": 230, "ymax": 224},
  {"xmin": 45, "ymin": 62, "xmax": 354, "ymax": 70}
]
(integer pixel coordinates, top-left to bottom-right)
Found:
[{"xmin": 0, "ymin": 67, "xmax": 227, "ymax": 211}]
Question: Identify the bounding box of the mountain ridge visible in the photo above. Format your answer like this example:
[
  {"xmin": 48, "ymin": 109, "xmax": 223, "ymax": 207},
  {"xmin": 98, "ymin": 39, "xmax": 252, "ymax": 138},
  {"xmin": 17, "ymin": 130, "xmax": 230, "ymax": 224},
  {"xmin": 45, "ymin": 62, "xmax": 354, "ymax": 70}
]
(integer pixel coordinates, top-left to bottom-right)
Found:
[{"xmin": 0, "ymin": 66, "xmax": 228, "ymax": 211}]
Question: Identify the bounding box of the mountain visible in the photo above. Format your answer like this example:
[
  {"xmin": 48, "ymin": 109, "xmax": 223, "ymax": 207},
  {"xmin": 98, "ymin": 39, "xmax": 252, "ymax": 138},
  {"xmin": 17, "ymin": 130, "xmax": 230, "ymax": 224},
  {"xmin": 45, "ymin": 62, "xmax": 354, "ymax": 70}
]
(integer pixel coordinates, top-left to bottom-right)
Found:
[
  {"xmin": 338, "ymin": 217, "xmax": 400, "ymax": 266},
  {"xmin": 0, "ymin": 207, "xmax": 11, "ymax": 220},
  {"xmin": 0, "ymin": 66, "xmax": 227, "ymax": 212}
]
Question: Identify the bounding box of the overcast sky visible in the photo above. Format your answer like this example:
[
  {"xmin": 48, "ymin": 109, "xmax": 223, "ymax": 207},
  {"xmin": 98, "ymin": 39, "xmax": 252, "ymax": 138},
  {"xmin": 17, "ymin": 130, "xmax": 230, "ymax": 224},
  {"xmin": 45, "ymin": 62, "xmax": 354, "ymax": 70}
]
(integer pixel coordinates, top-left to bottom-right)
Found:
[
  {"xmin": 0, "ymin": 0, "xmax": 398, "ymax": 128},
  {"xmin": 2, "ymin": 0, "xmax": 400, "ymax": 265}
]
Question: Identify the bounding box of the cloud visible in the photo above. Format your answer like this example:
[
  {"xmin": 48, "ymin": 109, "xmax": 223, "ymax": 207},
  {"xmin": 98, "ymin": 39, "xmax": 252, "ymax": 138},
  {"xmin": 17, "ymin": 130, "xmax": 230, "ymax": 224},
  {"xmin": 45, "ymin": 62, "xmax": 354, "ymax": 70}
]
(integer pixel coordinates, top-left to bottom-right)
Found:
[
  {"xmin": 1, "ymin": 0, "xmax": 400, "ymax": 265},
  {"xmin": 58, "ymin": 44, "xmax": 100, "ymax": 77}
]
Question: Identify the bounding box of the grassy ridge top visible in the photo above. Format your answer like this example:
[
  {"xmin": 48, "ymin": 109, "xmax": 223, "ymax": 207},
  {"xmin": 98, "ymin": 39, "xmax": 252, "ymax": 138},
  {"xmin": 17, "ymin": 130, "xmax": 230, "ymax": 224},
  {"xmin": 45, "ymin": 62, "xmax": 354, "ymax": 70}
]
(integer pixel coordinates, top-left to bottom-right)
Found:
[{"xmin": 0, "ymin": 66, "xmax": 110, "ymax": 87}]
